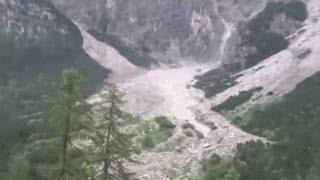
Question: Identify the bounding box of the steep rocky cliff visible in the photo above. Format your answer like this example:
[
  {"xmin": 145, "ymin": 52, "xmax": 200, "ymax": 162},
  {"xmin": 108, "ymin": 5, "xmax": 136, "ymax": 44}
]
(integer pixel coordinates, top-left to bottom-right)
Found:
[
  {"xmin": 51, "ymin": 0, "xmax": 307, "ymax": 69},
  {"xmin": 50, "ymin": 0, "xmax": 266, "ymax": 66},
  {"xmin": 0, "ymin": 0, "xmax": 108, "ymax": 90}
]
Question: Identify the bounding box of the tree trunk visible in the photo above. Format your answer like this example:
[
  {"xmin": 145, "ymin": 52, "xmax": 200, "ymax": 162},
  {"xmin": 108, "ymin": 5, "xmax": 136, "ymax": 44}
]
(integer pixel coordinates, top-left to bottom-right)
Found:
[
  {"xmin": 60, "ymin": 107, "xmax": 72, "ymax": 179},
  {"xmin": 103, "ymin": 93, "xmax": 115, "ymax": 179}
]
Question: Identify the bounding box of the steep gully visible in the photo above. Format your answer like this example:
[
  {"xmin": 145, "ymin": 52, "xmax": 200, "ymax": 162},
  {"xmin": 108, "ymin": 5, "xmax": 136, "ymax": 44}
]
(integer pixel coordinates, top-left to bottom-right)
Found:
[{"xmin": 84, "ymin": 1, "xmax": 266, "ymax": 151}]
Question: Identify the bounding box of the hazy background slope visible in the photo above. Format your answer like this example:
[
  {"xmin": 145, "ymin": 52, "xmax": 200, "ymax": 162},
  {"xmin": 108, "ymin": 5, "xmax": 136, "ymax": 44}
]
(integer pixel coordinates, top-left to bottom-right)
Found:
[{"xmin": 0, "ymin": 0, "xmax": 108, "ymax": 91}]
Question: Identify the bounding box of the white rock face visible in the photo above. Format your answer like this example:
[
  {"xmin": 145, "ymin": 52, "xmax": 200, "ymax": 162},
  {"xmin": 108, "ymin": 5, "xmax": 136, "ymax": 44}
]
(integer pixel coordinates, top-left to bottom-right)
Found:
[
  {"xmin": 81, "ymin": 29, "xmax": 142, "ymax": 82},
  {"xmin": 50, "ymin": 0, "xmax": 270, "ymax": 64}
]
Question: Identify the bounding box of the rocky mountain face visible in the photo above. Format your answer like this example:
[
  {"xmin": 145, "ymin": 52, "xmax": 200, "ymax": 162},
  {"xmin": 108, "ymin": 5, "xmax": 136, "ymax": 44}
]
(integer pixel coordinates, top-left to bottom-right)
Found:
[
  {"xmin": 0, "ymin": 0, "xmax": 108, "ymax": 90},
  {"xmin": 0, "ymin": 0, "xmax": 319, "ymax": 179},
  {"xmin": 50, "ymin": 0, "xmax": 264, "ymax": 66},
  {"xmin": 223, "ymin": 0, "xmax": 308, "ymax": 71},
  {"xmin": 0, "ymin": 0, "xmax": 308, "ymax": 78},
  {"xmin": 50, "ymin": 0, "xmax": 307, "ymax": 70}
]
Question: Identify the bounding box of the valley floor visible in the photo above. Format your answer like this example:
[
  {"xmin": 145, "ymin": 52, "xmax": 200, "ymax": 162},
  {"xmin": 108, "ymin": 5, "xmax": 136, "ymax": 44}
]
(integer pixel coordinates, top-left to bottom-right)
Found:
[
  {"xmin": 83, "ymin": 20, "xmax": 264, "ymax": 180},
  {"xmin": 113, "ymin": 63, "xmax": 263, "ymax": 179}
]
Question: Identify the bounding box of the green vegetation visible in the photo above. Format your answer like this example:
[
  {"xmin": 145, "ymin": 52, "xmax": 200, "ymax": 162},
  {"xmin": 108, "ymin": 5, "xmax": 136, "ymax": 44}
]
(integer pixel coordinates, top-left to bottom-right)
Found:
[
  {"xmin": 201, "ymin": 158, "xmax": 240, "ymax": 180},
  {"xmin": 213, "ymin": 87, "xmax": 263, "ymax": 112},
  {"xmin": 142, "ymin": 116, "xmax": 175, "ymax": 149},
  {"xmin": 183, "ymin": 129, "xmax": 194, "ymax": 137},
  {"xmin": 243, "ymin": 1, "xmax": 307, "ymax": 68},
  {"xmin": 248, "ymin": 1, "xmax": 307, "ymax": 33},
  {"xmin": 0, "ymin": 30, "xmax": 108, "ymax": 94},
  {"xmin": 88, "ymin": 87, "xmax": 137, "ymax": 179},
  {"xmin": 194, "ymin": 68, "xmax": 238, "ymax": 98},
  {"xmin": 1, "ymin": 70, "xmax": 92, "ymax": 180},
  {"xmin": 200, "ymin": 72, "xmax": 320, "ymax": 180},
  {"xmin": 244, "ymin": 31, "xmax": 288, "ymax": 68},
  {"xmin": 0, "ymin": 70, "xmax": 136, "ymax": 180},
  {"xmin": 154, "ymin": 116, "xmax": 176, "ymax": 129}
]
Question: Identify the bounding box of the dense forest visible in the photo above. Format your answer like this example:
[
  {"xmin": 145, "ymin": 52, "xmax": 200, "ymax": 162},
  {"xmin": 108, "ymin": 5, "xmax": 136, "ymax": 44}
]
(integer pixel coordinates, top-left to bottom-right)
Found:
[{"xmin": 0, "ymin": 70, "xmax": 138, "ymax": 180}]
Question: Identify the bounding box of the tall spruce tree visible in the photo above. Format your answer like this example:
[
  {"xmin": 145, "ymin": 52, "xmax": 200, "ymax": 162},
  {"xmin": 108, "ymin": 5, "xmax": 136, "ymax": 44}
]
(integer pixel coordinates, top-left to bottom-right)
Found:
[
  {"xmin": 88, "ymin": 86, "xmax": 136, "ymax": 180},
  {"xmin": 7, "ymin": 69, "xmax": 92, "ymax": 180},
  {"xmin": 51, "ymin": 69, "xmax": 92, "ymax": 180}
]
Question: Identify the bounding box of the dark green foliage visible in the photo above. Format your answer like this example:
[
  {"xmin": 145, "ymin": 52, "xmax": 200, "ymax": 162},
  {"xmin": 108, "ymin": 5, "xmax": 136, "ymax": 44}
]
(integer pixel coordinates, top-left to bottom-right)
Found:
[
  {"xmin": 0, "ymin": 78, "xmax": 58, "ymax": 177},
  {"xmin": 248, "ymin": 1, "xmax": 307, "ymax": 33},
  {"xmin": 142, "ymin": 134, "xmax": 156, "ymax": 149},
  {"xmin": 236, "ymin": 72, "xmax": 320, "ymax": 179},
  {"xmin": 194, "ymin": 68, "xmax": 238, "ymax": 98},
  {"xmin": 200, "ymin": 157, "xmax": 240, "ymax": 180},
  {"xmin": 238, "ymin": 72, "xmax": 320, "ymax": 139},
  {"xmin": 142, "ymin": 117, "xmax": 175, "ymax": 149},
  {"xmin": 0, "ymin": 70, "xmax": 92, "ymax": 180},
  {"xmin": 200, "ymin": 140, "xmax": 316, "ymax": 180},
  {"xmin": 244, "ymin": 32, "xmax": 288, "ymax": 68},
  {"xmin": 243, "ymin": 1, "xmax": 307, "ymax": 68},
  {"xmin": 201, "ymin": 72, "xmax": 320, "ymax": 180},
  {"xmin": 0, "ymin": 70, "xmax": 139, "ymax": 179},
  {"xmin": 213, "ymin": 87, "xmax": 263, "ymax": 112},
  {"xmin": 154, "ymin": 116, "xmax": 176, "ymax": 129},
  {"xmin": 88, "ymin": 87, "xmax": 137, "ymax": 179},
  {"xmin": 283, "ymin": 1, "xmax": 308, "ymax": 22},
  {"xmin": 49, "ymin": 69, "xmax": 91, "ymax": 179}
]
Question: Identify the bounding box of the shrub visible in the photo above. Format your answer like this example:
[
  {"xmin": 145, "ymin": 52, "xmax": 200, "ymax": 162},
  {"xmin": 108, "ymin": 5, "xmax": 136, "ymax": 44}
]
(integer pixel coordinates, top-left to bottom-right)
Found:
[
  {"xmin": 154, "ymin": 116, "xmax": 176, "ymax": 129},
  {"xmin": 141, "ymin": 117, "xmax": 175, "ymax": 149},
  {"xmin": 182, "ymin": 122, "xmax": 195, "ymax": 130},
  {"xmin": 183, "ymin": 129, "xmax": 193, "ymax": 137},
  {"xmin": 283, "ymin": 1, "xmax": 308, "ymax": 21},
  {"xmin": 142, "ymin": 134, "xmax": 156, "ymax": 149},
  {"xmin": 193, "ymin": 68, "xmax": 238, "ymax": 98},
  {"xmin": 213, "ymin": 87, "xmax": 263, "ymax": 112},
  {"xmin": 243, "ymin": 1, "xmax": 307, "ymax": 68}
]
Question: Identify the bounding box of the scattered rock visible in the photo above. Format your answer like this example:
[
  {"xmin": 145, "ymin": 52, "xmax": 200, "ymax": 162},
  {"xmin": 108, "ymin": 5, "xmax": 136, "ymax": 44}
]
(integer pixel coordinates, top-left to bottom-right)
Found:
[
  {"xmin": 207, "ymin": 122, "xmax": 218, "ymax": 130},
  {"xmin": 195, "ymin": 131, "xmax": 205, "ymax": 139},
  {"xmin": 292, "ymin": 47, "xmax": 312, "ymax": 59},
  {"xmin": 203, "ymin": 143, "xmax": 210, "ymax": 148},
  {"xmin": 267, "ymin": 91, "xmax": 274, "ymax": 96},
  {"xmin": 182, "ymin": 122, "xmax": 195, "ymax": 130}
]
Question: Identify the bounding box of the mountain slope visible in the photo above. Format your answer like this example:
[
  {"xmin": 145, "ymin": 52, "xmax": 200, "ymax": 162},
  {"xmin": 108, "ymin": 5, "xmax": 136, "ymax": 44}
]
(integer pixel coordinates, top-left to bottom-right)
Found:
[
  {"xmin": 207, "ymin": 0, "xmax": 320, "ymax": 112},
  {"xmin": 0, "ymin": 0, "xmax": 108, "ymax": 90},
  {"xmin": 51, "ymin": 0, "xmax": 284, "ymax": 66},
  {"xmin": 81, "ymin": 30, "xmax": 142, "ymax": 82}
]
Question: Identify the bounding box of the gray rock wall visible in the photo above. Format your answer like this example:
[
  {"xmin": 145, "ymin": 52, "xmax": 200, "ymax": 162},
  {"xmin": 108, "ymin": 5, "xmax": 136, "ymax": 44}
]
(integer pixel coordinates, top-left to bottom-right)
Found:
[
  {"xmin": 51, "ymin": 0, "xmax": 226, "ymax": 64},
  {"xmin": 51, "ymin": 0, "xmax": 307, "ymax": 68}
]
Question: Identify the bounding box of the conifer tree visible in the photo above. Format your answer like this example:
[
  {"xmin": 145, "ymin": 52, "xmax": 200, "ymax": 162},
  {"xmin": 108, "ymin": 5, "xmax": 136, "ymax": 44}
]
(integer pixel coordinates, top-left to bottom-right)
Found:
[
  {"xmin": 54, "ymin": 69, "xmax": 87, "ymax": 179},
  {"xmin": 8, "ymin": 69, "xmax": 92, "ymax": 180},
  {"xmin": 88, "ymin": 86, "xmax": 136, "ymax": 180}
]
